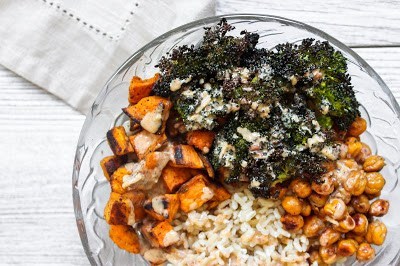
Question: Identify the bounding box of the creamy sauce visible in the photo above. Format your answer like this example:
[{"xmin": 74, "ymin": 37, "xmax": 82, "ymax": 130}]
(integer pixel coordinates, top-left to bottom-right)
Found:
[
  {"xmin": 163, "ymin": 230, "xmax": 180, "ymax": 247},
  {"xmin": 152, "ymin": 196, "xmax": 168, "ymax": 217},
  {"xmin": 133, "ymin": 131, "xmax": 161, "ymax": 156},
  {"xmin": 201, "ymin": 187, "xmax": 215, "ymax": 201},
  {"xmin": 140, "ymin": 104, "xmax": 163, "ymax": 133}
]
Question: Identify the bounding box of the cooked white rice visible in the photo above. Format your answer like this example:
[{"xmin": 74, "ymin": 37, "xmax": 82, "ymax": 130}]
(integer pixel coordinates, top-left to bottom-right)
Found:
[{"xmin": 165, "ymin": 188, "xmax": 310, "ymax": 266}]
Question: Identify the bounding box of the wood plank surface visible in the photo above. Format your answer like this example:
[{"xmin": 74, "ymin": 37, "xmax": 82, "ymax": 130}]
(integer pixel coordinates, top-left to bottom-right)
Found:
[{"xmin": 216, "ymin": 0, "xmax": 400, "ymax": 47}]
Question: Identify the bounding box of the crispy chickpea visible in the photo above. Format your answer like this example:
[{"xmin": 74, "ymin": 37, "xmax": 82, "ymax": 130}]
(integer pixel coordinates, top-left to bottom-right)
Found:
[
  {"xmin": 355, "ymin": 142, "xmax": 372, "ymax": 164},
  {"xmin": 289, "ymin": 178, "xmax": 312, "ymax": 198},
  {"xmin": 334, "ymin": 214, "xmax": 355, "ymax": 233},
  {"xmin": 319, "ymin": 228, "xmax": 341, "ymax": 247},
  {"xmin": 351, "ymin": 194, "xmax": 370, "ymax": 214},
  {"xmin": 346, "ymin": 137, "xmax": 363, "ymax": 158},
  {"xmin": 303, "ymin": 216, "xmax": 326, "ymax": 238},
  {"xmin": 347, "ymin": 205, "xmax": 355, "ymax": 215},
  {"xmin": 348, "ymin": 117, "xmax": 367, "ymax": 137},
  {"xmin": 309, "ymin": 193, "xmax": 329, "ymax": 208},
  {"xmin": 365, "ymin": 220, "xmax": 387, "ymax": 245},
  {"xmin": 365, "ymin": 172, "xmax": 386, "ymax": 195},
  {"xmin": 339, "ymin": 158, "xmax": 360, "ymax": 170},
  {"xmin": 331, "ymin": 187, "xmax": 352, "ymax": 204},
  {"xmin": 281, "ymin": 196, "xmax": 302, "ymax": 215},
  {"xmin": 346, "ymin": 231, "xmax": 365, "ymax": 244},
  {"xmin": 366, "ymin": 191, "xmax": 381, "ymax": 200},
  {"xmin": 337, "ymin": 239, "xmax": 359, "ymax": 257},
  {"xmin": 280, "ymin": 214, "xmax": 304, "ymax": 231},
  {"xmin": 369, "ymin": 199, "xmax": 389, "ymax": 217},
  {"xmin": 308, "ymin": 250, "xmax": 327, "ymax": 265},
  {"xmin": 343, "ymin": 170, "xmax": 366, "ymax": 196},
  {"xmin": 363, "ymin": 155, "xmax": 385, "ymax": 172},
  {"xmin": 352, "ymin": 213, "xmax": 369, "ymax": 236},
  {"xmin": 356, "ymin": 242, "xmax": 375, "ymax": 261},
  {"xmin": 319, "ymin": 244, "xmax": 338, "ymax": 264},
  {"xmin": 312, "ymin": 172, "xmax": 334, "ymax": 195},
  {"xmin": 300, "ymin": 200, "xmax": 312, "ymax": 216},
  {"xmin": 324, "ymin": 198, "xmax": 347, "ymax": 220}
]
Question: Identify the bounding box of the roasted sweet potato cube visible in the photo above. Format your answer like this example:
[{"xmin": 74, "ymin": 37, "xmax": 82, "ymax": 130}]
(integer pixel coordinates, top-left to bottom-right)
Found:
[
  {"xmin": 198, "ymin": 153, "xmax": 215, "ymax": 178},
  {"xmin": 122, "ymin": 191, "xmax": 147, "ymax": 221},
  {"xmin": 128, "ymin": 73, "xmax": 160, "ymax": 105},
  {"xmin": 109, "ymin": 225, "xmax": 140, "ymax": 253},
  {"xmin": 207, "ymin": 183, "xmax": 231, "ymax": 209},
  {"xmin": 107, "ymin": 126, "xmax": 134, "ymax": 156},
  {"xmin": 100, "ymin": 155, "xmax": 127, "ymax": 181},
  {"xmin": 169, "ymin": 145, "xmax": 204, "ymax": 169},
  {"xmin": 104, "ymin": 192, "xmax": 135, "ymax": 225},
  {"xmin": 144, "ymin": 194, "xmax": 180, "ymax": 222},
  {"xmin": 123, "ymin": 96, "xmax": 172, "ymax": 134},
  {"xmin": 178, "ymin": 175, "xmax": 215, "ymax": 212},
  {"xmin": 161, "ymin": 166, "xmax": 196, "ymax": 193},
  {"xmin": 150, "ymin": 221, "xmax": 180, "ymax": 248},
  {"xmin": 110, "ymin": 166, "xmax": 130, "ymax": 194},
  {"xmin": 186, "ymin": 130, "xmax": 215, "ymax": 153},
  {"xmin": 129, "ymin": 131, "xmax": 167, "ymax": 160}
]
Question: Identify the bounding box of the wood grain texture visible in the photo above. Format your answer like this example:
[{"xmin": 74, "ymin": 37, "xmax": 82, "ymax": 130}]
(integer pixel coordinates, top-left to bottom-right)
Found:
[{"xmin": 216, "ymin": 0, "xmax": 400, "ymax": 47}]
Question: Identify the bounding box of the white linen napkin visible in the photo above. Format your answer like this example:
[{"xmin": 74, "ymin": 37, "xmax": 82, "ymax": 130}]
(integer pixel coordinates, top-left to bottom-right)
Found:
[{"xmin": 0, "ymin": 0, "xmax": 215, "ymax": 113}]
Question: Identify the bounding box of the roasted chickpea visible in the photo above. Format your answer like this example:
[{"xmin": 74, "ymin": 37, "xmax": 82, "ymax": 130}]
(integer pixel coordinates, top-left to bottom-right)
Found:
[
  {"xmin": 280, "ymin": 214, "xmax": 304, "ymax": 231},
  {"xmin": 347, "ymin": 205, "xmax": 356, "ymax": 215},
  {"xmin": 343, "ymin": 170, "xmax": 366, "ymax": 195},
  {"xmin": 319, "ymin": 228, "xmax": 341, "ymax": 247},
  {"xmin": 308, "ymin": 193, "xmax": 329, "ymax": 208},
  {"xmin": 323, "ymin": 198, "xmax": 347, "ymax": 220},
  {"xmin": 281, "ymin": 196, "xmax": 302, "ymax": 215},
  {"xmin": 363, "ymin": 155, "xmax": 385, "ymax": 172},
  {"xmin": 331, "ymin": 187, "xmax": 352, "ymax": 204},
  {"xmin": 334, "ymin": 215, "xmax": 356, "ymax": 233},
  {"xmin": 346, "ymin": 138, "xmax": 363, "ymax": 158},
  {"xmin": 365, "ymin": 172, "xmax": 386, "ymax": 195},
  {"xmin": 289, "ymin": 178, "xmax": 312, "ymax": 198},
  {"xmin": 346, "ymin": 231, "xmax": 365, "ymax": 244},
  {"xmin": 369, "ymin": 199, "xmax": 389, "ymax": 217},
  {"xmin": 312, "ymin": 173, "xmax": 334, "ymax": 195},
  {"xmin": 366, "ymin": 191, "xmax": 381, "ymax": 200},
  {"xmin": 319, "ymin": 244, "xmax": 338, "ymax": 264},
  {"xmin": 308, "ymin": 250, "xmax": 327, "ymax": 265},
  {"xmin": 348, "ymin": 117, "xmax": 367, "ymax": 137},
  {"xmin": 337, "ymin": 239, "xmax": 359, "ymax": 257},
  {"xmin": 365, "ymin": 220, "xmax": 387, "ymax": 245},
  {"xmin": 352, "ymin": 213, "xmax": 369, "ymax": 236},
  {"xmin": 300, "ymin": 200, "xmax": 312, "ymax": 216},
  {"xmin": 351, "ymin": 194, "xmax": 370, "ymax": 214},
  {"xmin": 303, "ymin": 216, "xmax": 326, "ymax": 238},
  {"xmin": 355, "ymin": 142, "xmax": 372, "ymax": 163},
  {"xmin": 356, "ymin": 242, "xmax": 375, "ymax": 261}
]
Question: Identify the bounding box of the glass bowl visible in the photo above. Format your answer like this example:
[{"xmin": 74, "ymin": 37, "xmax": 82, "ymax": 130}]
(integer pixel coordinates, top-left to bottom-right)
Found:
[{"xmin": 72, "ymin": 14, "xmax": 400, "ymax": 265}]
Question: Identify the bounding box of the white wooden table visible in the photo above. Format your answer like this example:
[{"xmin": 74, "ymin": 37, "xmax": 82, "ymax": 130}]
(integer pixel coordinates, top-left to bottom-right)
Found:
[{"xmin": 1, "ymin": 1, "xmax": 399, "ymax": 265}]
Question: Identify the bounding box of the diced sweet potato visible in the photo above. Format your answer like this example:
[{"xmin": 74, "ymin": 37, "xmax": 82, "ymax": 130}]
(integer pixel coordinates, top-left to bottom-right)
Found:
[
  {"xmin": 107, "ymin": 126, "xmax": 134, "ymax": 156},
  {"xmin": 128, "ymin": 73, "xmax": 160, "ymax": 105},
  {"xmin": 123, "ymin": 96, "xmax": 172, "ymax": 134},
  {"xmin": 207, "ymin": 183, "xmax": 231, "ymax": 209},
  {"xmin": 144, "ymin": 194, "xmax": 180, "ymax": 222},
  {"xmin": 104, "ymin": 192, "xmax": 135, "ymax": 225},
  {"xmin": 169, "ymin": 145, "xmax": 204, "ymax": 169},
  {"xmin": 161, "ymin": 166, "xmax": 202, "ymax": 193},
  {"xmin": 100, "ymin": 155, "xmax": 127, "ymax": 181},
  {"xmin": 109, "ymin": 225, "xmax": 140, "ymax": 253},
  {"xmin": 177, "ymin": 175, "xmax": 215, "ymax": 212},
  {"xmin": 129, "ymin": 131, "xmax": 167, "ymax": 160},
  {"xmin": 198, "ymin": 153, "xmax": 215, "ymax": 178},
  {"xmin": 110, "ymin": 166, "xmax": 130, "ymax": 194},
  {"xmin": 122, "ymin": 191, "xmax": 147, "ymax": 221},
  {"xmin": 122, "ymin": 152, "xmax": 171, "ymax": 191},
  {"xmin": 186, "ymin": 130, "xmax": 215, "ymax": 153},
  {"xmin": 146, "ymin": 221, "xmax": 180, "ymax": 248}
]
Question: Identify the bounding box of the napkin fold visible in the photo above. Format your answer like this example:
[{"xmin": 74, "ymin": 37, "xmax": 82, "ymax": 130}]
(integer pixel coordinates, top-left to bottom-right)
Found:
[{"xmin": 0, "ymin": 0, "xmax": 215, "ymax": 113}]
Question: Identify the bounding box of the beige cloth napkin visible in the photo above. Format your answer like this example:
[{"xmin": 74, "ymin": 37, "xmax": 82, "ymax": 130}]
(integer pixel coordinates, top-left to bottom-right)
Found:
[{"xmin": 0, "ymin": 0, "xmax": 215, "ymax": 113}]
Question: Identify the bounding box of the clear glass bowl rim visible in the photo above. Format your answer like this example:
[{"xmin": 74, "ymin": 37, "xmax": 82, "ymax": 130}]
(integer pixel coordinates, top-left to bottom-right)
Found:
[{"xmin": 72, "ymin": 13, "xmax": 400, "ymax": 265}]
